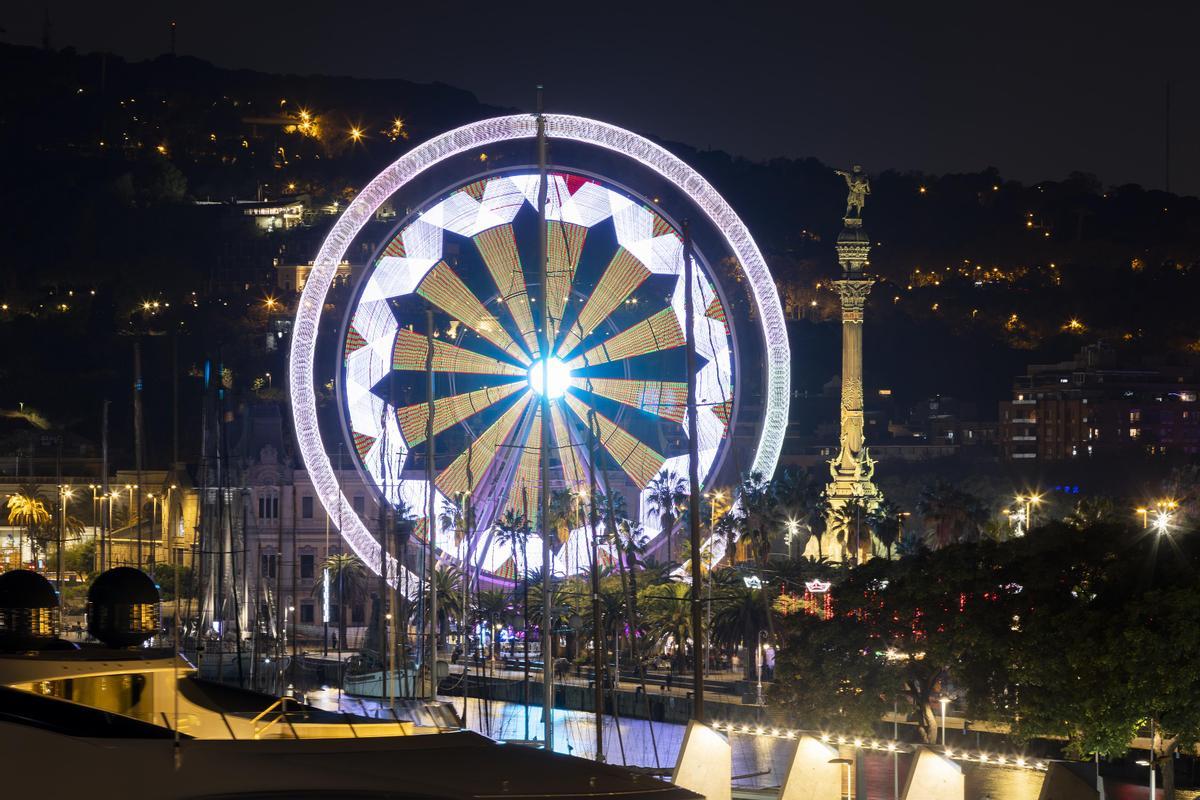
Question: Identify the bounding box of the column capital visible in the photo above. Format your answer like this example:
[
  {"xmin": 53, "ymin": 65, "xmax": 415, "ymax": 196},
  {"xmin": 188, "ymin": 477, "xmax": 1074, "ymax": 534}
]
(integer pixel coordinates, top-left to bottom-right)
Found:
[{"xmin": 833, "ymin": 278, "xmax": 874, "ymax": 322}]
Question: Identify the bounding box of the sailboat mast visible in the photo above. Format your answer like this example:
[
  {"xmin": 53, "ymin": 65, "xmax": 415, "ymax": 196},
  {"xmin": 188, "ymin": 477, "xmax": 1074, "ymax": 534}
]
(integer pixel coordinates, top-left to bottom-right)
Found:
[
  {"xmin": 425, "ymin": 303, "xmax": 438, "ymax": 700},
  {"xmin": 585, "ymin": 410, "xmax": 605, "ymax": 762},
  {"xmin": 683, "ymin": 221, "xmax": 704, "ymax": 721},
  {"xmin": 536, "ymin": 86, "xmax": 554, "ymax": 751}
]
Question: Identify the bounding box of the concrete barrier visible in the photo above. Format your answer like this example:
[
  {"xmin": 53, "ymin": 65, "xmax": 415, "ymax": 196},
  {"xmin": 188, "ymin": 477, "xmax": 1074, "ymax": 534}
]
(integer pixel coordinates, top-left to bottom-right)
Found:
[
  {"xmin": 780, "ymin": 735, "xmax": 841, "ymax": 800},
  {"xmin": 1037, "ymin": 762, "xmax": 1099, "ymax": 800},
  {"xmin": 902, "ymin": 746, "xmax": 964, "ymax": 800},
  {"xmin": 672, "ymin": 720, "xmax": 731, "ymax": 800}
]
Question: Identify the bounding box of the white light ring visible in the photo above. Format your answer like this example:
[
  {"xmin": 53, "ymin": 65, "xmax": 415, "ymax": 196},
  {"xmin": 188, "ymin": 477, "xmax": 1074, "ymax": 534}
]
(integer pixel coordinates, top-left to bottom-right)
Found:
[{"xmin": 290, "ymin": 113, "xmax": 790, "ymax": 579}]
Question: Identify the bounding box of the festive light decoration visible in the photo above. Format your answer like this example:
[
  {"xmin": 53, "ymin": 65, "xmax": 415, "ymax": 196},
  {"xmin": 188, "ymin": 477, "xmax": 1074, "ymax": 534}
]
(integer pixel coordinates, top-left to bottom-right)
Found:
[
  {"xmin": 435, "ymin": 395, "xmax": 530, "ymax": 497},
  {"xmin": 546, "ymin": 220, "xmax": 588, "ymax": 344},
  {"xmin": 396, "ymin": 382, "xmax": 525, "ymax": 446},
  {"xmin": 289, "ymin": 114, "xmax": 788, "ymax": 581},
  {"xmin": 474, "ymin": 225, "xmax": 540, "ymax": 355},
  {"xmin": 502, "ymin": 409, "xmax": 542, "ymax": 523},
  {"xmin": 392, "ymin": 329, "xmax": 525, "ymax": 375},
  {"xmin": 557, "ymin": 246, "xmax": 650, "ymax": 355},
  {"xmin": 564, "ymin": 394, "xmax": 665, "ymax": 489},
  {"xmin": 710, "ymin": 722, "xmax": 1049, "ymax": 773},
  {"xmin": 576, "ymin": 377, "xmax": 687, "ymax": 423},
  {"xmin": 550, "ymin": 405, "xmax": 588, "ymax": 488},
  {"xmin": 417, "ymin": 260, "xmax": 526, "ymax": 360},
  {"xmin": 569, "ymin": 307, "xmax": 685, "ymax": 369}
]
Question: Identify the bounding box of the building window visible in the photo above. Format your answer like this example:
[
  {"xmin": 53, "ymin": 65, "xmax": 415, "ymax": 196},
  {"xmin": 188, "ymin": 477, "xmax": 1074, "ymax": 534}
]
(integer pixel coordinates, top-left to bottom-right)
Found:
[
  {"xmin": 300, "ymin": 604, "xmax": 314, "ymax": 624},
  {"xmin": 1129, "ymin": 428, "xmax": 1140, "ymax": 439},
  {"xmin": 261, "ymin": 552, "xmax": 277, "ymax": 579},
  {"xmin": 1130, "ymin": 410, "xmax": 1142, "ymax": 422},
  {"xmin": 300, "ymin": 554, "xmax": 315, "ymax": 579},
  {"xmin": 258, "ymin": 495, "xmax": 279, "ymax": 519},
  {"xmin": 351, "ymin": 604, "xmax": 365, "ymax": 624},
  {"xmin": 352, "ymin": 495, "xmax": 365, "ymax": 515},
  {"xmin": 301, "ymin": 496, "xmax": 314, "ymax": 519}
]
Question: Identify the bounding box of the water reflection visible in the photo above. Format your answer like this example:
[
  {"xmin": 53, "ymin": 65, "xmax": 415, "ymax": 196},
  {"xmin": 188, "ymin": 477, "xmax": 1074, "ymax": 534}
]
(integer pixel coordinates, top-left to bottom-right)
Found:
[{"xmin": 311, "ymin": 692, "xmax": 1182, "ymax": 800}]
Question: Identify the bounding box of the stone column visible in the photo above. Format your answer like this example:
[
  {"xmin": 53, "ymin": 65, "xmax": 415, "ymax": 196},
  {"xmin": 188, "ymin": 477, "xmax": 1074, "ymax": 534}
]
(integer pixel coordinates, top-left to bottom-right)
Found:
[
  {"xmin": 833, "ymin": 278, "xmax": 873, "ymax": 473},
  {"xmin": 817, "ymin": 210, "xmax": 882, "ymax": 563}
]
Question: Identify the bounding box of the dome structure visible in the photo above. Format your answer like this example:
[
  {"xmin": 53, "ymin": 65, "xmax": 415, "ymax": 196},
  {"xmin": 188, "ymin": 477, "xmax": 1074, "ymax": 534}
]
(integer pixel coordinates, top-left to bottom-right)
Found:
[
  {"xmin": 0, "ymin": 569, "xmax": 60, "ymax": 649},
  {"xmin": 87, "ymin": 567, "xmax": 160, "ymax": 648}
]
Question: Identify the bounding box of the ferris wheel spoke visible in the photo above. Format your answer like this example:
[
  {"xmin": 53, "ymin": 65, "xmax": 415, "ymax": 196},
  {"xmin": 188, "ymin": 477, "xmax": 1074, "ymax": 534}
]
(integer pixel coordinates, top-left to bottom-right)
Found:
[
  {"xmin": 392, "ymin": 329, "xmax": 526, "ymax": 376},
  {"xmin": 500, "ymin": 408, "xmax": 542, "ymax": 526},
  {"xmin": 550, "ymin": 403, "xmax": 588, "ymax": 489},
  {"xmin": 556, "ymin": 246, "xmax": 650, "ymax": 358},
  {"xmin": 572, "ymin": 377, "xmax": 687, "ymax": 424},
  {"xmin": 435, "ymin": 392, "xmax": 531, "ymax": 497},
  {"xmin": 566, "ymin": 307, "xmax": 684, "ymax": 370},
  {"xmin": 474, "ymin": 225, "xmax": 540, "ymax": 357},
  {"xmin": 417, "ymin": 260, "xmax": 529, "ymax": 363},
  {"xmin": 396, "ymin": 381, "xmax": 525, "ymax": 447},
  {"xmin": 546, "ymin": 221, "xmax": 588, "ymax": 346},
  {"xmin": 563, "ymin": 394, "xmax": 665, "ymax": 490}
]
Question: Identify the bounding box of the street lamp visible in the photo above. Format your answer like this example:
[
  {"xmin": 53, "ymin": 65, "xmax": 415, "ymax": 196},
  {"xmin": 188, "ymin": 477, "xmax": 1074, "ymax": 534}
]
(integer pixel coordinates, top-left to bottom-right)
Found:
[
  {"xmin": 57, "ymin": 485, "xmax": 74, "ymax": 605},
  {"xmin": 755, "ymin": 629, "xmax": 767, "ymax": 707},
  {"xmin": 1014, "ymin": 493, "xmax": 1041, "ymax": 534},
  {"xmin": 1136, "ymin": 507, "xmax": 1149, "ymax": 530},
  {"xmin": 940, "ymin": 696, "xmax": 950, "ymax": 746}
]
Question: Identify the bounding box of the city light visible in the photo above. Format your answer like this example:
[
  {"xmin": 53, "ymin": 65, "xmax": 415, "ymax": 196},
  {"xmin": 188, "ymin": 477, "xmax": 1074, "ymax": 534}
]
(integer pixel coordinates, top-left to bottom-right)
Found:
[
  {"xmin": 291, "ymin": 116, "xmax": 789, "ymax": 580},
  {"xmin": 715, "ymin": 722, "xmax": 1048, "ymax": 772}
]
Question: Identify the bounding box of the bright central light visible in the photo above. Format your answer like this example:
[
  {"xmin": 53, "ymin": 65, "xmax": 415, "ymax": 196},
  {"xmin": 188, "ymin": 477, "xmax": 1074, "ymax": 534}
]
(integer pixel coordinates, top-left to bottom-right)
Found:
[{"xmin": 528, "ymin": 357, "xmax": 570, "ymax": 399}]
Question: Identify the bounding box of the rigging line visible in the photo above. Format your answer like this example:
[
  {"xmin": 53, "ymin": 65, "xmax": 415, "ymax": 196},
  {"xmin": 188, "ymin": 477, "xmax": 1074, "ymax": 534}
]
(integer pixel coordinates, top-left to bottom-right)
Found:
[{"xmin": 571, "ymin": 292, "xmax": 661, "ymax": 768}]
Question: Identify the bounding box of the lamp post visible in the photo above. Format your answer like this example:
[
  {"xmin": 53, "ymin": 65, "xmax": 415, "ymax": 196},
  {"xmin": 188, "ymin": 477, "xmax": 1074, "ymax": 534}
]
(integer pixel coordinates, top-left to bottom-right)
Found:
[
  {"xmin": 124, "ymin": 484, "xmax": 138, "ymax": 568},
  {"xmin": 705, "ymin": 489, "xmax": 726, "ymax": 670},
  {"xmin": 57, "ymin": 486, "xmax": 73, "ymax": 606},
  {"xmin": 88, "ymin": 484, "xmax": 101, "ymax": 570},
  {"xmin": 755, "ymin": 629, "xmax": 767, "ymax": 707},
  {"xmin": 940, "ymin": 696, "xmax": 950, "ymax": 747},
  {"xmin": 147, "ymin": 492, "xmax": 159, "ymax": 569}
]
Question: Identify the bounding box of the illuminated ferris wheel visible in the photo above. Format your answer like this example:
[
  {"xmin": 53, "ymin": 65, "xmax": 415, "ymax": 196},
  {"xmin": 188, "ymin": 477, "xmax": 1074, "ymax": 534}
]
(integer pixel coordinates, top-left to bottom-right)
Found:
[{"xmin": 289, "ymin": 115, "xmax": 789, "ymax": 582}]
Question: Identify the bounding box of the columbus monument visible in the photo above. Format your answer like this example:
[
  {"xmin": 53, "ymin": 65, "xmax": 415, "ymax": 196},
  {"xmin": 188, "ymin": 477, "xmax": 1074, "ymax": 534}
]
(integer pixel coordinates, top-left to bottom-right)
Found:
[{"xmin": 823, "ymin": 166, "xmax": 881, "ymax": 562}]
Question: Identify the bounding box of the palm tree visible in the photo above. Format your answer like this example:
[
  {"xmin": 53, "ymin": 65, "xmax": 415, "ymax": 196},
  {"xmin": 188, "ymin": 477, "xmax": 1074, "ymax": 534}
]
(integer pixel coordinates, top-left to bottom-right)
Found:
[
  {"xmin": 710, "ymin": 569, "xmax": 772, "ymax": 680},
  {"xmin": 526, "ymin": 578, "xmax": 575, "ymax": 662},
  {"xmin": 431, "ymin": 565, "xmax": 463, "ymax": 645},
  {"xmin": 873, "ymin": 499, "xmax": 904, "ymax": 559},
  {"xmin": 916, "ymin": 481, "xmax": 988, "ymax": 548},
  {"xmin": 7, "ymin": 483, "xmax": 50, "ymax": 562},
  {"xmin": 772, "ymin": 467, "xmax": 825, "ymax": 557},
  {"xmin": 829, "ymin": 497, "xmax": 873, "ymax": 564},
  {"xmin": 474, "ymin": 590, "xmax": 512, "ymax": 660},
  {"xmin": 639, "ymin": 581, "xmax": 696, "ymax": 672},
  {"xmin": 646, "ymin": 471, "xmax": 687, "ymax": 564},
  {"xmin": 494, "ymin": 509, "xmax": 532, "ymax": 666},
  {"xmin": 313, "ymin": 553, "xmax": 369, "ymax": 650},
  {"xmin": 546, "ymin": 488, "xmax": 576, "ymax": 557},
  {"xmin": 1064, "ymin": 496, "xmax": 1119, "ymax": 529}
]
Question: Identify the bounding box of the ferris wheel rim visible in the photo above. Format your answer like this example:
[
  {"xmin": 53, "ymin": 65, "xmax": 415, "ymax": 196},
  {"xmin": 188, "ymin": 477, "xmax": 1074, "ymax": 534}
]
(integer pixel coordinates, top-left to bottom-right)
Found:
[{"xmin": 289, "ymin": 113, "xmax": 790, "ymax": 581}]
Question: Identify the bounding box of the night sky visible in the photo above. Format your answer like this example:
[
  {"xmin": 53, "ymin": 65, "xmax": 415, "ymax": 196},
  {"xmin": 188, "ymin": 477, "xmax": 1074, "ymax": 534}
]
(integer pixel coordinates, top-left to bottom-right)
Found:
[{"xmin": 6, "ymin": 1, "xmax": 1200, "ymax": 194}]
